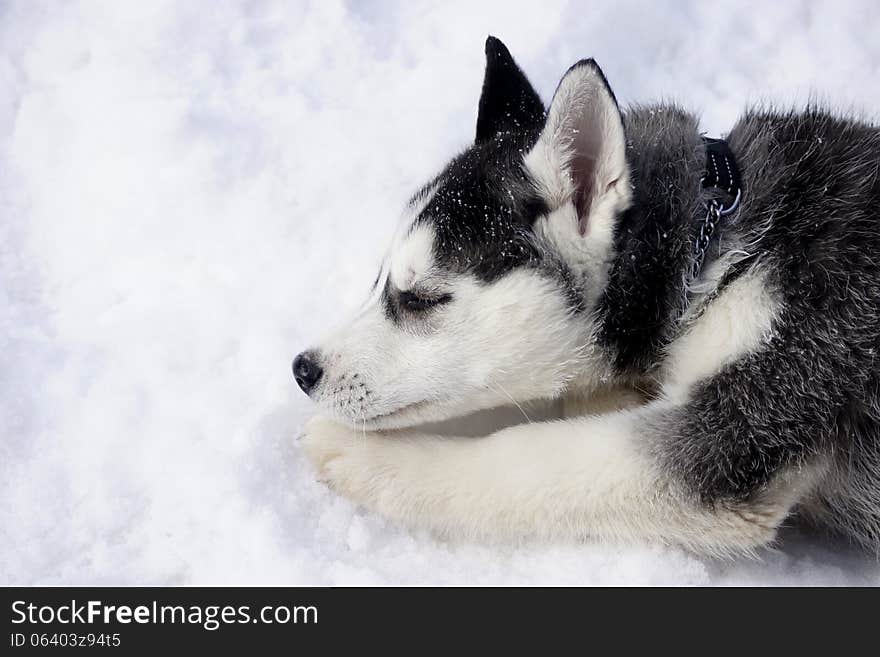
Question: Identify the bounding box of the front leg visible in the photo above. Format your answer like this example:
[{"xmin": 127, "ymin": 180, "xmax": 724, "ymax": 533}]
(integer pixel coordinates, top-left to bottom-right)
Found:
[{"xmin": 301, "ymin": 405, "xmax": 817, "ymax": 556}]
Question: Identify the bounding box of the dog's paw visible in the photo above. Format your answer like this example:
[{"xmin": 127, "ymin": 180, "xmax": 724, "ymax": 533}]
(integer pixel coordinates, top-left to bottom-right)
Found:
[
  {"xmin": 299, "ymin": 415, "xmax": 398, "ymax": 507},
  {"xmin": 299, "ymin": 415, "xmax": 359, "ymax": 481},
  {"xmin": 299, "ymin": 416, "xmax": 451, "ymax": 528}
]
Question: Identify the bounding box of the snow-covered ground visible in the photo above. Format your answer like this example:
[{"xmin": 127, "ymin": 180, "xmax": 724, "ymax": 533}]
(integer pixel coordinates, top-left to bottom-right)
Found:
[{"xmin": 2, "ymin": 0, "xmax": 879, "ymax": 585}]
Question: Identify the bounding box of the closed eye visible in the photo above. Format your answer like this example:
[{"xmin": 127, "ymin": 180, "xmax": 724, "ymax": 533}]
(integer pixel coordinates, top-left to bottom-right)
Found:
[{"xmin": 398, "ymin": 290, "xmax": 452, "ymax": 312}]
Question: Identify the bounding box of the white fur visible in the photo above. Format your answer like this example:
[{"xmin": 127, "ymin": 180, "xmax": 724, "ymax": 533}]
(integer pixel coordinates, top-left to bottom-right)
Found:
[
  {"xmin": 389, "ymin": 223, "xmax": 435, "ymax": 291},
  {"xmin": 365, "ymin": 184, "xmax": 441, "ymax": 309},
  {"xmin": 662, "ymin": 269, "xmax": 780, "ymax": 403}
]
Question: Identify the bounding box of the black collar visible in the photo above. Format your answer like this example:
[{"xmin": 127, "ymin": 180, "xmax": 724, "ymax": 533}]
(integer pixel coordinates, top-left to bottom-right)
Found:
[{"xmin": 692, "ymin": 137, "xmax": 743, "ymax": 279}]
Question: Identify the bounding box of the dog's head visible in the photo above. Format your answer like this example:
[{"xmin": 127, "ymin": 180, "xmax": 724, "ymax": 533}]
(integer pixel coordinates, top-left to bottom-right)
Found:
[{"xmin": 294, "ymin": 37, "xmax": 631, "ymax": 429}]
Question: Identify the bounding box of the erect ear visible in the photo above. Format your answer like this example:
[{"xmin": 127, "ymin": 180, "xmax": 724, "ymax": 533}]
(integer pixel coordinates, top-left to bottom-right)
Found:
[
  {"xmin": 475, "ymin": 36, "xmax": 545, "ymax": 144},
  {"xmin": 525, "ymin": 59, "xmax": 629, "ymax": 237}
]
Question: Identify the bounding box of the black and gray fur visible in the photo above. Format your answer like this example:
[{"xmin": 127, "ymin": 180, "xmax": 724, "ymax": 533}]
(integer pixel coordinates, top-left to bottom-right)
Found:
[{"xmin": 660, "ymin": 108, "xmax": 880, "ymax": 551}]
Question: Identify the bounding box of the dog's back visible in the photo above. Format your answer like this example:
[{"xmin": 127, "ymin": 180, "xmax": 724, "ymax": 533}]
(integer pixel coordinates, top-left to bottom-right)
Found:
[{"xmin": 727, "ymin": 109, "xmax": 880, "ymax": 551}]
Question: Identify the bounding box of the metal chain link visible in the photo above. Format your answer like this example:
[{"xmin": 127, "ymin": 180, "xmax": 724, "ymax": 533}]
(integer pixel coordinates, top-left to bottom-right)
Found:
[{"xmin": 691, "ymin": 200, "xmax": 721, "ymax": 280}]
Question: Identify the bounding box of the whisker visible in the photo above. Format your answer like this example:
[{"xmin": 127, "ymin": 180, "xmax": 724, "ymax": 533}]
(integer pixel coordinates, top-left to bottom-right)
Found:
[{"xmin": 488, "ymin": 378, "xmax": 533, "ymax": 424}]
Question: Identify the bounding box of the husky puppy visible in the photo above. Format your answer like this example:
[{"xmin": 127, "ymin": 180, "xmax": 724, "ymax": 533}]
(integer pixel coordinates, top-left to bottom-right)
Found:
[{"xmin": 293, "ymin": 37, "xmax": 880, "ymax": 556}]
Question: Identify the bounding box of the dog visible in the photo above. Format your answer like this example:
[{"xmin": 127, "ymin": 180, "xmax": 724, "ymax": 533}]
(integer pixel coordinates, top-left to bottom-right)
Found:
[{"xmin": 293, "ymin": 36, "xmax": 880, "ymax": 556}]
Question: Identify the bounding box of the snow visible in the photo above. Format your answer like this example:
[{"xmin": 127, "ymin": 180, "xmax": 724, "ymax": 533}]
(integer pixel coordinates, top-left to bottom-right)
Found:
[{"xmin": 2, "ymin": 0, "xmax": 879, "ymax": 586}]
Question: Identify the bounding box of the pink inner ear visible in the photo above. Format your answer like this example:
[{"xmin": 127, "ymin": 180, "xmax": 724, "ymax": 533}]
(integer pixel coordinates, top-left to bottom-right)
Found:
[{"xmin": 572, "ymin": 153, "xmax": 596, "ymax": 236}]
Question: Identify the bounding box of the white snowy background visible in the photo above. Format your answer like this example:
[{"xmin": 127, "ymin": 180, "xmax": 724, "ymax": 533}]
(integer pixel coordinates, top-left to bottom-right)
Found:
[{"xmin": 2, "ymin": 0, "xmax": 879, "ymax": 585}]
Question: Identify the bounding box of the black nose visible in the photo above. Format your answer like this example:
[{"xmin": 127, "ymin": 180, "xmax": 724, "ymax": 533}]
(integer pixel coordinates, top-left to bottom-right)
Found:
[{"xmin": 292, "ymin": 351, "xmax": 323, "ymax": 395}]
